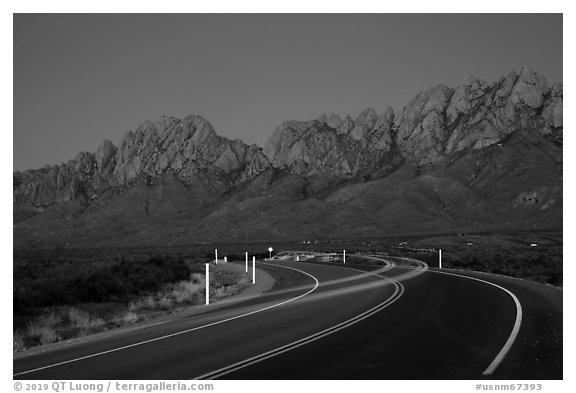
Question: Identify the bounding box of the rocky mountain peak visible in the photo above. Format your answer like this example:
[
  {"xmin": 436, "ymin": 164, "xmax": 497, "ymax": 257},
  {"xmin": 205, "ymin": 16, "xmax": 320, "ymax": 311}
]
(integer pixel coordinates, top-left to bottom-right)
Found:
[
  {"xmin": 326, "ymin": 113, "xmax": 342, "ymax": 129},
  {"xmin": 13, "ymin": 66, "xmax": 563, "ymax": 247},
  {"xmin": 15, "ymin": 114, "xmax": 270, "ymax": 208},
  {"xmin": 95, "ymin": 139, "xmax": 117, "ymax": 175},
  {"xmin": 14, "ymin": 66, "xmax": 562, "ymax": 216},
  {"xmin": 261, "ymin": 64, "xmax": 562, "ymax": 174},
  {"xmin": 395, "ymin": 84, "xmax": 455, "ymax": 164},
  {"xmin": 379, "ymin": 105, "xmax": 395, "ymax": 123},
  {"xmin": 263, "ymin": 105, "xmax": 399, "ymax": 178},
  {"xmin": 508, "ymin": 65, "xmax": 549, "ymax": 108},
  {"xmin": 349, "ymin": 107, "xmax": 378, "ymax": 140},
  {"xmin": 395, "ymin": 68, "xmax": 562, "ymax": 164}
]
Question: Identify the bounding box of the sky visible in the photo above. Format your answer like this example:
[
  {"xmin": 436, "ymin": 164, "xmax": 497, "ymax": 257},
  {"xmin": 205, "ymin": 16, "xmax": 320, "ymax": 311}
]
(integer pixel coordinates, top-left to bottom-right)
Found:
[{"xmin": 13, "ymin": 14, "xmax": 563, "ymax": 171}]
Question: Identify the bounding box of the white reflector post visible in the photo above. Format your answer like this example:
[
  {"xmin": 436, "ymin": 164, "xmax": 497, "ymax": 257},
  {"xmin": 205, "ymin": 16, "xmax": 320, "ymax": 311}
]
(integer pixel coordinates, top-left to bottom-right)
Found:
[
  {"xmin": 205, "ymin": 263, "xmax": 210, "ymax": 305},
  {"xmin": 215, "ymin": 248, "xmax": 218, "ymax": 265},
  {"xmin": 439, "ymin": 249, "xmax": 442, "ymax": 269},
  {"xmin": 252, "ymin": 256, "xmax": 256, "ymax": 284},
  {"xmin": 245, "ymin": 252, "xmax": 248, "ymax": 273},
  {"xmin": 343, "ymin": 249, "xmax": 346, "ymax": 264}
]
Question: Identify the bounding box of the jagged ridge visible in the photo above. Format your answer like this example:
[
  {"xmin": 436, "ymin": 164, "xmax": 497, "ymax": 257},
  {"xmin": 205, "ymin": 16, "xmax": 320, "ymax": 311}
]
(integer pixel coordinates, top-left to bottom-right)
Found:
[{"xmin": 13, "ymin": 66, "xmax": 563, "ymax": 247}]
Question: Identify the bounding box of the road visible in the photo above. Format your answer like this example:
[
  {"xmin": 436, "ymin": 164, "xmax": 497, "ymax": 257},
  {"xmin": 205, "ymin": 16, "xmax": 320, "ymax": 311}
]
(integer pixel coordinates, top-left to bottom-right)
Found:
[{"xmin": 13, "ymin": 256, "xmax": 562, "ymax": 379}]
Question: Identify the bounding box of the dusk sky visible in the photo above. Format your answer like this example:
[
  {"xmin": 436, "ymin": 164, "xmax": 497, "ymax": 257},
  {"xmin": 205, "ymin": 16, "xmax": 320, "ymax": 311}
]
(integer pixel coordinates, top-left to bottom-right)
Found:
[{"xmin": 13, "ymin": 14, "xmax": 562, "ymax": 171}]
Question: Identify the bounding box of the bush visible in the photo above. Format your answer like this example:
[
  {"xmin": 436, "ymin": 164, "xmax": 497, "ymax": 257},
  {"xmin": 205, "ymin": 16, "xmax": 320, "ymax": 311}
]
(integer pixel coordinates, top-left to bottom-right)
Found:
[
  {"xmin": 66, "ymin": 307, "xmax": 105, "ymax": 335},
  {"xmin": 121, "ymin": 310, "xmax": 138, "ymax": 324},
  {"xmin": 14, "ymin": 255, "xmax": 194, "ymax": 312},
  {"xmin": 26, "ymin": 319, "xmax": 59, "ymax": 345},
  {"xmin": 67, "ymin": 307, "xmax": 91, "ymax": 328},
  {"xmin": 13, "ymin": 331, "xmax": 25, "ymax": 351},
  {"xmin": 157, "ymin": 296, "xmax": 173, "ymax": 310},
  {"xmin": 40, "ymin": 328, "xmax": 59, "ymax": 345},
  {"xmin": 170, "ymin": 274, "xmax": 204, "ymax": 304}
]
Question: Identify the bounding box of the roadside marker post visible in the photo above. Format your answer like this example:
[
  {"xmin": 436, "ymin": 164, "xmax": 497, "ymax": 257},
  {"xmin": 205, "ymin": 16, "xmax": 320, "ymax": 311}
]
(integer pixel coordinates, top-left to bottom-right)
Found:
[
  {"xmin": 215, "ymin": 249, "xmax": 218, "ymax": 264},
  {"xmin": 205, "ymin": 263, "xmax": 210, "ymax": 305},
  {"xmin": 252, "ymin": 256, "xmax": 256, "ymax": 284},
  {"xmin": 343, "ymin": 249, "xmax": 346, "ymax": 264},
  {"xmin": 439, "ymin": 249, "xmax": 442, "ymax": 269},
  {"xmin": 224, "ymin": 256, "xmax": 227, "ymax": 263},
  {"xmin": 245, "ymin": 252, "xmax": 248, "ymax": 273}
]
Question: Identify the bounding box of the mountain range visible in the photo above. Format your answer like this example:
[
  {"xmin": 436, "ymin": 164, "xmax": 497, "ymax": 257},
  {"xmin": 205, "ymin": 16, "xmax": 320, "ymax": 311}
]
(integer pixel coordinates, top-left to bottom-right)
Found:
[{"xmin": 13, "ymin": 66, "xmax": 563, "ymax": 249}]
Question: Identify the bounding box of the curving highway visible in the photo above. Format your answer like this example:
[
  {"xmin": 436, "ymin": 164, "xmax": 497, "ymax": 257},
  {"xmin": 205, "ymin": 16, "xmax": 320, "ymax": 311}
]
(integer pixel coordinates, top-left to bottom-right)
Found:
[{"xmin": 13, "ymin": 255, "xmax": 562, "ymax": 380}]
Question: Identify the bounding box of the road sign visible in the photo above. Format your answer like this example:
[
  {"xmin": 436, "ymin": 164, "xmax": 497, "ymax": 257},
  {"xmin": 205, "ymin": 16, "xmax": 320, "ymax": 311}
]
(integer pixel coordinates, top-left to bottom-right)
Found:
[{"xmin": 268, "ymin": 247, "xmax": 273, "ymax": 259}]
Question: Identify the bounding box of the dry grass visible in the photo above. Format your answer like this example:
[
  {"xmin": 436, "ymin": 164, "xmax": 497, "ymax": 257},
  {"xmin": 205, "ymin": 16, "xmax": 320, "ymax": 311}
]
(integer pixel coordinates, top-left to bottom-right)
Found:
[
  {"xmin": 129, "ymin": 296, "xmax": 157, "ymax": 312},
  {"xmin": 128, "ymin": 302, "xmax": 137, "ymax": 313},
  {"xmin": 170, "ymin": 273, "xmax": 204, "ymax": 304},
  {"xmin": 14, "ymin": 263, "xmax": 250, "ymax": 351},
  {"xmin": 40, "ymin": 328, "xmax": 59, "ymax": 345},
  {"xmin": 214, "ymin": 286, "xmax": 228, "ymax": 299},
  {"xmin": 67, "ymin": 307, "xmax": 90, "ymax": 326},
  {"xmin": 121, "ymin": 310, "xmax": 138, "ymax": 324},
  {"xmin": 18, "ymin": 306, "xmax": 108, "ymax": 348},
  {"xmin": 26, "ymin": 319, "xmax": 59, "ymax": 345},
  {"xmin": 13, "ymin": 331, "xmax": 25, "ymax": 351},
  {"xmin": 63, "ymin": 307, "xmax": 105, "ymax": 335},
  {"xmin": 157, "ymin": 296, "xmax": 173, "ymax": 310},
  {"xmin": 143, "ymin": 296, "xmax": 156, "ymax": 309},
  {"xmin": 111, "ymin": 309, "xmax": 139, "ymax": 325}
]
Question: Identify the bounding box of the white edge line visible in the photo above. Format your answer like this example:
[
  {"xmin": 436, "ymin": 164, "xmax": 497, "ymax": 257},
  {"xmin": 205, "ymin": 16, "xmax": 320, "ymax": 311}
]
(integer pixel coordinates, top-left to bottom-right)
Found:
[
  {"xmin": 13, "ymin": 264, "xmax": 320, "ymax": 377},
  {"xmin": 426, "ymin": 268, "xmax": 523, "ymax": 375},
  {"xmin": 194, "ymin": 265, "xmax": 406, "ymax": 380},
  {"xmin": 332, "ymin": 255, "xmax": 520, "ymax": 375}
]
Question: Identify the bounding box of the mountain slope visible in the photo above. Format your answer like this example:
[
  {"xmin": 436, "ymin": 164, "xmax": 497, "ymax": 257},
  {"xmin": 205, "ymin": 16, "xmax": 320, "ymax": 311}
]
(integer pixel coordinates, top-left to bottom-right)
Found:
[{"xmin": 13, "ymin": 67, "xmax": 563, "ymax": 248}]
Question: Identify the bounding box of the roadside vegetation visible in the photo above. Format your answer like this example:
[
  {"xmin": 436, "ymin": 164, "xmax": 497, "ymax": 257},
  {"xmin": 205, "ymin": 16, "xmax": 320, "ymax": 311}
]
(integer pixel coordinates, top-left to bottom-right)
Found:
[
  {"xmin": 13, "ymin": 249, "xmax": 252, "ymax": 352},
  {"xmin": 267, "ymin": 230, "xmax": 562, "ymax": 286},
  {"xmin": 296, "ymin": 231, "xmax": 562, "ymax": 286},
  {"xmin": 405, "ymin": 246, "xmax": 562, "ymax": 286},
  {"xmin": 14, "ymin": 231, "xmax": 561, "ymax": 351}
]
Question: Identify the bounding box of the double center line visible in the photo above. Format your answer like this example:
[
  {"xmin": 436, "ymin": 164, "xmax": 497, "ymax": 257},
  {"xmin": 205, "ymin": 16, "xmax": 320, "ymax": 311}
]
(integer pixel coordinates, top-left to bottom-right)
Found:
[
  {"xmin": 13, "ymin": 264, "xmax": 320, "ymax": 378},
  {"xmin": 194, "ymin": 264, "xmax": 404, "ymax": 379}
]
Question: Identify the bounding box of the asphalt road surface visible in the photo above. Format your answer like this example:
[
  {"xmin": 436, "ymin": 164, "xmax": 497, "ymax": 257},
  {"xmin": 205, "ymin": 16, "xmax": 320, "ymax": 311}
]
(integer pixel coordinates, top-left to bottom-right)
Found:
[{"xmin": 13, "ymin": 256, "xmax": 562, "ymax": 379}]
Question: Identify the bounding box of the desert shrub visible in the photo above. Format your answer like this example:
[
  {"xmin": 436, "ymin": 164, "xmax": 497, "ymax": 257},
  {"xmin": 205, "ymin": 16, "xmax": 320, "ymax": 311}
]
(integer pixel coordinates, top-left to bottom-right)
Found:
[
  {"xmin": 26, "ymin": 318, "xmax": 59, "ymax": 345},
  {"xmin": 13, "ymin": 331, "xmax": 25, "ymax": 351},
  {"xmin": 170, "ymin": 273, "xmax": 204, "ymax": 304},
  {"xmin": 19, "ymin": 306, "xmax": 109, "ymax": 347},
  {"xmin": 67, "ymin": 307, "xmax": 91, "ymax": 327},
  {"xmin": 65, "ymin": 307, "xmax": 105, "ymax": 335},
  {"xmin": 121, "ymin": 310, "xmax": 138, "ymax": 324},
  {"xmin": 14, "ymin": 255, "xmax": 194, "ymax": 312},
  {"xmin": 129, "ymin": 296, "xmax": 157, "ymax": 311},
  {"xmin": 40, "ymin": 328, "xmax": 59, "ymax": 345},
  {"xmin": 128, "ymin": 302, "xmax": 138, "ymax": 313},
  {"xmin": 188, "ymin": 263, "xmax": 207, "ymax": 274},
  {"xmin": 214, "ymin": 286, "xmax": 228, "ymax": 299},
  {"xmin": 143, "ymin": 296, "xmax": 157, "ymax": 309},
  {"xmin": 83, "ymin": 318, "xmax": 105, "ymax": 334},
  {"xmin": 157, "ymin": 296, "xmax": 173, "ymax": 310},
  {"xmin": 406, "ymin": 246, "xmax": 562, "ymax": 286}
]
